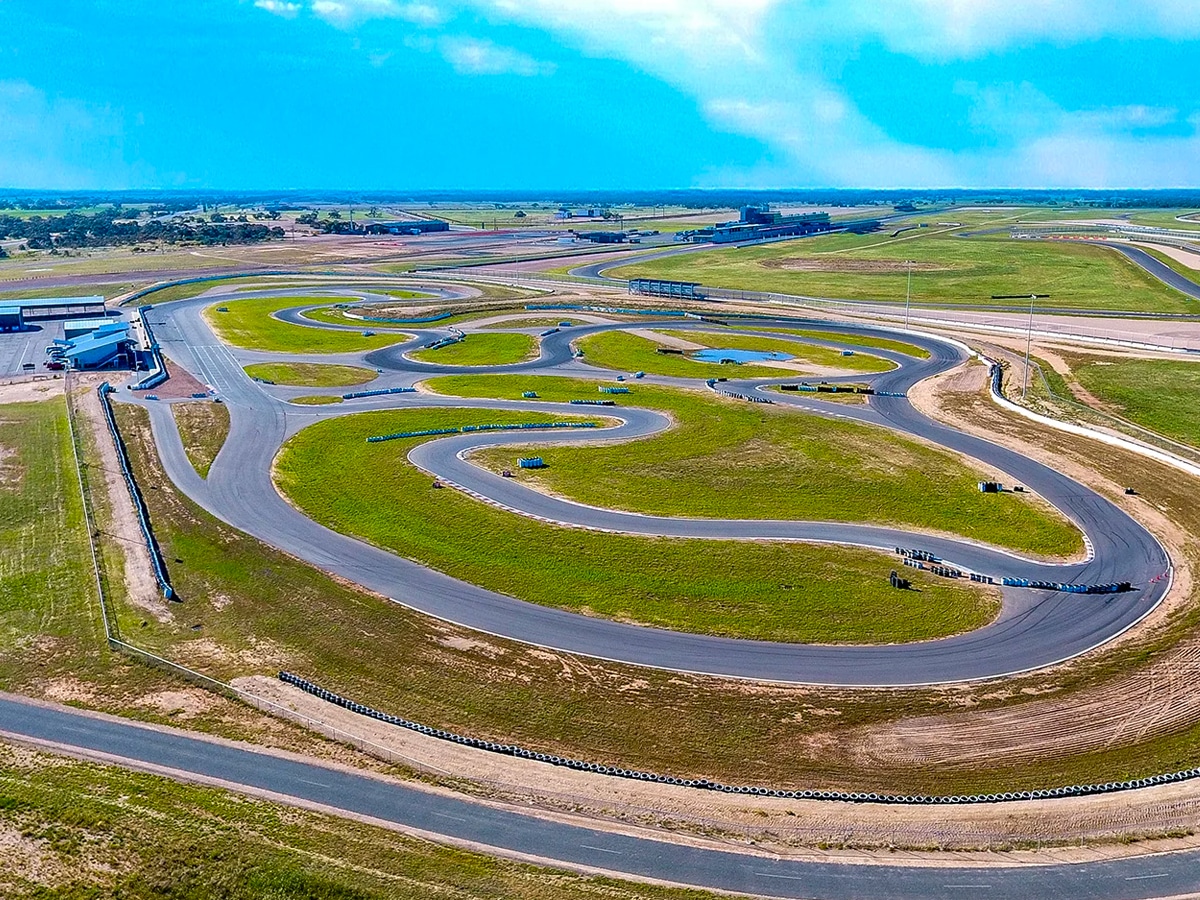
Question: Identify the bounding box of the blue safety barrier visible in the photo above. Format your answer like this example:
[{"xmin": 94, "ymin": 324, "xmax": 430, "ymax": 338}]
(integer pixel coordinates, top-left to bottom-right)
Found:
[
  {"xmin": 522, "ymin": 391, "xmax": 538, "ymax": 398},
  {"xmin": 539, "ymin": 328, "xmax": 559, "ymax": 337},
  {"xmin": 519, "ymin": 457, "xmax": 545, "ymax": 469},
  {"xmin": 342, "ymin": 386, "xmax": 417, "ymax": 400},
  {"xmin": 98, "ymin": 383, "xmax": 175, "ymax": 601},
  {"xmin": 599, "ymin": 386, "xmax": 630, "ymax": 394},
  {"xmin": 130, "ymin": 305, "xmax": 169, "ymax": 392},
  {"xmin": 366, "ymin": 421, "xmax": 598, "ymax": 443}
]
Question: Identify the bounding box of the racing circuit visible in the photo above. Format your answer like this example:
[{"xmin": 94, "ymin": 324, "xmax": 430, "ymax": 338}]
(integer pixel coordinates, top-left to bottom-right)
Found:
[
  {"xmin": 123, "ymin": 285, "xmax": 1171, "ymax": 687},
  {"xmin": 4, "ymin": 263, "xmax": 1199, "ymax": 900}
]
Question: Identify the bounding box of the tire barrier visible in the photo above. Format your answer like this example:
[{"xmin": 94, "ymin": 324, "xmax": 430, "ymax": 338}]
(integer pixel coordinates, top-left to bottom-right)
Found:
[
  {"xmin": 521, "ymin": 391, "xmax": 538, "ymax": 398},
  {"xmin": 897, "ymin": 548, "xmax": 940, "ymax": 563},
  {"xmin": 525, "ymin": 303, "xmax": 690, "ymax": 318},
  {"xmin": 539, "ymin": 328, "xmax": 559, "ymax": 337},
  {"xmin": 1000, "ymin": 577, "xmax": 1132, "ymax": 594},
  {"xmin": 978, "ymin": 481, "xmax": 1003, "ymax": 493},
  {"xmin": 599, "ymin": 386, "xmax": 630, "ymax": 394},
  {"xmin": 423, "ymin": 335, "xmax": 464, "ymax": 351},
  {"xmin": 278, "ymin": 671, "xmax": 1200, "ymax": 805},
  {"xmin": 98, "ymin": 382, "xmax": 176, "ymax": 601},
  {"xmin": 361, "ymin": 311, "xmax": 453, "ymax": 324},
  {"xmin": 366, "ymin": 421, "xmax": 599, "ymax": 443},
  {"xmin": 716, "ymin": 390, "xmax": 774, "ymax": 405},
  {"xmin": 569, "ymin": 399, "xmax": 617, "ymax": 406},
  {"xmin": 342, "ymin": 386, "xmax": 417, "ymax": 400}
]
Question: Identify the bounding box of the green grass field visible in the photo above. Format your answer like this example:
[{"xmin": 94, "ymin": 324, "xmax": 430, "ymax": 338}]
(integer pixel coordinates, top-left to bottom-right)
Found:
[
  {"xmin": 290, "ymin": 394, "xmax": 344, "ymax": 405},
  {"xmin": 203, "ymin": 296, "xmax": 410, "ymax": 353},
  {"xmin": 409, "ymin": 332, "xmax": 538, "ymax": 366},
  {"xmin": 0, "ymin": 742, "xmax": 732, "ymax": 900},
  {"xmin": 244, "ymin": 362, "xmax": 378, "ymax": 387},
  {"xmin": 730, "ymin": 325, "xmax": 932, "ymax": 359},
  {"xmin": 611, "ymin": 229, "xmax": 1191, "ymax": 313},
  {"xmin": 658, "ymin": 329, "xmax": 896, "ymax": 372},
  {"xmin": 575, "ymin": 330, "xmax": 845, "ymax": 379},
  {"xmin": 1063, "ymin": 354, "xmax": 1200, "ymax": 449},
  {"xmin": 275, "ymin": 406, "xmax": 998, "ymax": 643},
  {"xmin": 0, "ymin": 399, "xmax": 97, "ymax": 669},
  {"xmin": 170, "ymin": 401, "xmax": 230, "ymax": 478},
  {"xmin": 425, "ymin": 375, "xmax": 1081, "ymax": 558}
]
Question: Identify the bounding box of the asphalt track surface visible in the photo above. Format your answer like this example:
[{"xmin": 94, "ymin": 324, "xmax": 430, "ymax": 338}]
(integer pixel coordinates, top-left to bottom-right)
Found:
[
  {"xmin": 5, "ymin": 695, "xmax": 1200, "ymax": 900},
  {"xmin": 130, "ymin": 290, "xmax": 1171, "ymax": 687}
]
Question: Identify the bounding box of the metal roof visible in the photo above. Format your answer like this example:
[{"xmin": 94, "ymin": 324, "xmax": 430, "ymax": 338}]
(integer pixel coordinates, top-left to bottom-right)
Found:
[
  {"xmin": 0, "ymin": 306, "xmax": 22, "ymax": 316},
  {"xmin": 12, "ymin": 295, "xmax": 105, "ymax": 310},
  {"xmin": 65, "ymin": 317, "xmax": 123, "ymax": 332},
  {"xmin": 64, "ymin": 328, "xmax": 130, "ymax": 360}
]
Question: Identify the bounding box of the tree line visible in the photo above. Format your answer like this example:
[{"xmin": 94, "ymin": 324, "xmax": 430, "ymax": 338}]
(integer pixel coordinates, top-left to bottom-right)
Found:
[{"xmin": 0, "ymin": 210, "xmax": 284, "ymax": 250}]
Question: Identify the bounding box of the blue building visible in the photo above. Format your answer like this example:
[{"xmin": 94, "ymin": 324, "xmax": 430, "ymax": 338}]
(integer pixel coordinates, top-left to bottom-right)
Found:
[{"xmin": 60, "ymin": 325, "xmax": 137, "ymax": 370}]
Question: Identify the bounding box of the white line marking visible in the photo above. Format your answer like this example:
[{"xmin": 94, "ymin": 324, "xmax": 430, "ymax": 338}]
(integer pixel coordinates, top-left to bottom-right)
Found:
[
  {"xmin": 1125, "ymin": 873, "xmax": 1169, "ymax": 881},
  {"xmin": 581, "ymin": 845, "xmax": 621, "ymax": 855}
]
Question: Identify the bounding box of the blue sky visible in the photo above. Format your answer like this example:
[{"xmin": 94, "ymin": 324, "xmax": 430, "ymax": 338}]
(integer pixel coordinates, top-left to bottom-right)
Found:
[{"xmin": 1, "ymin": 0, "xmax": 1198, "ymax": 190}]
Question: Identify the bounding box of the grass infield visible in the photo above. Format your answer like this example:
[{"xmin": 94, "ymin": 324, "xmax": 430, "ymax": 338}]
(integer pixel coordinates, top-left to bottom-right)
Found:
[
  {"xmin": 243, "ymin": 362, "xmax": 378, "ymax": 388},
  {"xmin": 170, "ymin": 401, "xmax": 230, "ymax": 478},
  {"xmin": 1063, "ymin": 354, "xmax": 1200, "ymax": 450},
  {"xmin": 274, "ymin": 406, "xmax": 1000, "ymax": 644},
  {"xmin": 425, "ymin": 374, "xmax": 1082, "ymax": 559},
  {"xmin": 408, "ymin": 332, "xmax": 539, "ymax": 366},
  {"xmin": 203, "ymin": 296, "xmax": 410, "ymax": 353}
]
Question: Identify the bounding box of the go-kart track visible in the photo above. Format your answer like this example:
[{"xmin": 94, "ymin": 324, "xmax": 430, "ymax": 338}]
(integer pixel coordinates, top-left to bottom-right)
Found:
[
  {"xmin": 132, "ymin": 287, "xmax": 1169, "ymax": 687},
  {"xmin": 5, "ymin": 281, "xmax": 1192, "ymax": 900}
]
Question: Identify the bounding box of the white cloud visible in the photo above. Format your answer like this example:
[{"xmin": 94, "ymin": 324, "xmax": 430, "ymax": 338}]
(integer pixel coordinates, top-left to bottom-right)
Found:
[
  {"xmin": 438, "ymin": 37, "xmax": 554, "ymax": 76},
  {"xmin": 836, "ymin": 0, "xmax": 1200, "ymax": 60},
  {"xmin": 310, "ymin": 0, "xmax": 442, "ymax": 27},
  {"xmin": 254, "ymin": 0, "xmax": 301, "ymax": 18}
]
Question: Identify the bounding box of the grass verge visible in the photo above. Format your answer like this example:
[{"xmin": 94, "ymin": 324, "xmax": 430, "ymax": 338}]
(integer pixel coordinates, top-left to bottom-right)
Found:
[
  {"xmin": 424, "ymin": 374, "xmax": 1082, "ymax": 559},
  {"xmin": 1060, "ymin": 353, "xmax": 1200, "ymax": 450},
  {"xmin": 291, "ymin": 395, "xmax": 344, "ymax": 405},
  {"xmin": 170, "ymin": 401, "xmax": 230, "ymax": 478},
  {"xmin": 244, "ymin": 362, "xmax": 378, "ymax": 388},
  {"xmin": 203, "ymin": 297, "xmax": 409, "ymax": 353},
  {"xmin": 0, "ymin": 741, "xmax": 729, "ymax": 900},
  {"xmin": 409, "ymin": 332, "xmax": 539, "ymax": 366}
]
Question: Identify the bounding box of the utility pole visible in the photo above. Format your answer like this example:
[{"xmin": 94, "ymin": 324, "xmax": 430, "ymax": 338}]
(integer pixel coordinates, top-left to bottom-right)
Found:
[
  {"xmin": 990, "ymin": 293, "xmax": 1050, "ymax": 399},
  {"xmin": 904, "ymin": 260, "xmax": 914, "ymax": 330},
  {"xmin": 1023, "ymin": 293, "xmax": 1036, "ymax": 399}
]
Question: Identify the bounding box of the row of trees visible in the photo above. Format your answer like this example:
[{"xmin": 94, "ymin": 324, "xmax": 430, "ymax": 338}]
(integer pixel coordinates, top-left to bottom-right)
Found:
[{"xmin": 0, "ymin": 211, "xmax": 284, "ymax": 250}]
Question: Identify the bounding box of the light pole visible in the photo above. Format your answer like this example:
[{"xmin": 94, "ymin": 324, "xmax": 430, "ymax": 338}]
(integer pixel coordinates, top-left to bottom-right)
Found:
[{"xmin": 903, "ymin": 260, "xmax": 915, "ymax": 330}]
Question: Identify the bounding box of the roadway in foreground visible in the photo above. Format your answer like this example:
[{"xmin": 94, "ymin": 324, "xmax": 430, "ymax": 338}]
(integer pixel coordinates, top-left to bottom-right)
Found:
[{"xmin": 3, "ymin": 695, "xmax": 1198, "ymax": 900}]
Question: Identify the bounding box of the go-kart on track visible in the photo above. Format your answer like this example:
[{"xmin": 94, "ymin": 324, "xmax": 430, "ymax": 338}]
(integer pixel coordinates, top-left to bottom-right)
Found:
[{"xmin": 130, "ymin": 287, "xmax": 1170, "ymax": 687}]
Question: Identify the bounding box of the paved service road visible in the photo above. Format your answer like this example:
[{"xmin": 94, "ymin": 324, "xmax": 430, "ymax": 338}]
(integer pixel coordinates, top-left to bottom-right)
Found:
[
  {"xmin": 130, "ymin": 292, "xmax": 1170, "ymax": 686},
  {"xmin": 3, "ymin": 695, "xmax": 1199, "ymax": 900}
]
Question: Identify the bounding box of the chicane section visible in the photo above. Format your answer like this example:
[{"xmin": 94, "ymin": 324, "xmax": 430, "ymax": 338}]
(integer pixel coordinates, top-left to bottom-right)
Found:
[{"xmin": 137, "ymin": 296, "xmax": 1170, "ymax": 686}]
